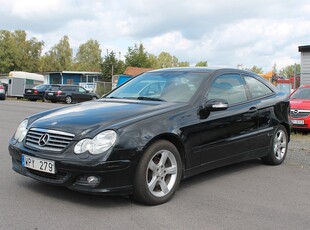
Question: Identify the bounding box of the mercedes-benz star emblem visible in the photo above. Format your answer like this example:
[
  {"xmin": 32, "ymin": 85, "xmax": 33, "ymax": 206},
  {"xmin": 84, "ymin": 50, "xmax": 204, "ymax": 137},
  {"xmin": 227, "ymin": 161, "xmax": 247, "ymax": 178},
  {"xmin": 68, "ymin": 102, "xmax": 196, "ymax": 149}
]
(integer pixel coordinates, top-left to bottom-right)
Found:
[
  {"xmin": 293, "ymin": 110, "xmax": 299, "ymax": 115},
  {"xmin": 38, "ymin": 133, "xmax": 50, "ymax": 146}
]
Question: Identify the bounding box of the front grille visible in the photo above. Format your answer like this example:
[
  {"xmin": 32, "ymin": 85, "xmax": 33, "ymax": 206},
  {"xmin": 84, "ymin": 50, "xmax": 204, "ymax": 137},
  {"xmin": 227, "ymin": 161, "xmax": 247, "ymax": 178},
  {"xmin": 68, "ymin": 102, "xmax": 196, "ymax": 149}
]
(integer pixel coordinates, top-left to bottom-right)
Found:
[
  {"xmin": 290, "ymin": 110, "xmax": 310, "ymax": 118},
  {"xmin": 27, "ymin": 168, "xmax": 70, "ymax": 183},
  {"xmin": 25, "ymin": 128, "xmax": 75, "ymax": 152}
]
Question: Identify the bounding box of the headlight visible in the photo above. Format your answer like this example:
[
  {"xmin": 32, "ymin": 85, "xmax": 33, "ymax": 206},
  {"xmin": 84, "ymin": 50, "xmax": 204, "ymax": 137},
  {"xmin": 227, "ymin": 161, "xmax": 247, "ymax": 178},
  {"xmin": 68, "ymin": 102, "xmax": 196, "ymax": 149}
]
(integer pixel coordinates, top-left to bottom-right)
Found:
[
  {"xmin": 14, "ymin": 119, "xmax": 28, "ymax": 142},
  {"xmin": 74, "ymin": 130, "xmax": 117, "ymax": 155}
]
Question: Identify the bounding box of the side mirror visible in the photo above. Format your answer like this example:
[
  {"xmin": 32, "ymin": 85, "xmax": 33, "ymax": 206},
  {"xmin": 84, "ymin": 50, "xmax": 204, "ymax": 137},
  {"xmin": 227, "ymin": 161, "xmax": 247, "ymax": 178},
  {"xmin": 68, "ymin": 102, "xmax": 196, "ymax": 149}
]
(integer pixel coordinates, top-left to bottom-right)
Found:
[
  {"xmin": 204, "ymin": 99, "xmax": 229, "ymax": 111},
  {"xmin": 199, "ymin": 99, "xmax": 229, "ymax": 119}
]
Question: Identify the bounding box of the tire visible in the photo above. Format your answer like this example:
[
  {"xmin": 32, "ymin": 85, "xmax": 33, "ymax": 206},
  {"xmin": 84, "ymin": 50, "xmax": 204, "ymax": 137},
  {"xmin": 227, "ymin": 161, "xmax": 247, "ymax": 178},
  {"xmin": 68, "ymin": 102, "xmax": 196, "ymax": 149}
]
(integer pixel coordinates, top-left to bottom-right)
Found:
[
  {"xmin": 133, "ymin": 140, "xmax": 182, "ymax": 205},
  {"xmin": 262, "ymin": 125, "xmax": 288, "ymax": 165},
  {"xmin": 65, "ymin": 96, "xmax": 72, "ymax": 104},
  {"xmin": 92, "ymin": 96, "xmax": 97, "ymax": 100}
]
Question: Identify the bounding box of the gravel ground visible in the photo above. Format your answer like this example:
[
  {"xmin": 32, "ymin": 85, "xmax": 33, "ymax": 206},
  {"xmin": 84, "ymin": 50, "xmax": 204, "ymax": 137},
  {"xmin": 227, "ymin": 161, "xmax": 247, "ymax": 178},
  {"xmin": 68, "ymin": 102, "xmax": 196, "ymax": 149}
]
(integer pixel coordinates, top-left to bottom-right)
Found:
[{"xmin": 286, "ymin": 132, "xmax": 310, "ymax": 169}]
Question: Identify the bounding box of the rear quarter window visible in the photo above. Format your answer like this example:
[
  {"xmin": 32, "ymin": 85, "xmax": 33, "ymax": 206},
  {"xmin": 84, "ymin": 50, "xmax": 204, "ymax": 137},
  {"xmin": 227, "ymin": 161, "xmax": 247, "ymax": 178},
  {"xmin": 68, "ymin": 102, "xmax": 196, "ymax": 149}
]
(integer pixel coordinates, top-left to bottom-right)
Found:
[{"xmin": 244, "ymin": 76, "xmax": 273, "ymax": 99}]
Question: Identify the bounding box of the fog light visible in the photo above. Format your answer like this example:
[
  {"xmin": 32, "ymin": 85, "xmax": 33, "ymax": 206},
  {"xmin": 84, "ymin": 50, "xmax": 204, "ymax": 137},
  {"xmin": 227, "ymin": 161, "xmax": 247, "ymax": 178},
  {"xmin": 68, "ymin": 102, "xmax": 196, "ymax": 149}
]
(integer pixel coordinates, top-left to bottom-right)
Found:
[
  {"xmin": 74, "ymin": 175, "xmax": 101, "ymax": 187},
  {"xmin": 87, "ymin": 176, "xmax": 100, "ymax": 186}
]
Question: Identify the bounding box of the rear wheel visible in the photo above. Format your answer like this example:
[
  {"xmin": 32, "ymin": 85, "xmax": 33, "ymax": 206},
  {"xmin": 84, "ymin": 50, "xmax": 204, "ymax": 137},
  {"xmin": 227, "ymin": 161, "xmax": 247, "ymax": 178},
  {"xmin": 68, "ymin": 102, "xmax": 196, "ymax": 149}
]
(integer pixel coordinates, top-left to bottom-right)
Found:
[
  {"xmin": 133, "ymin": 140, "xmax": 182, "ymax": 205},
  {"xmin": 262, "ymin": 125, "xmax": 288, "ymax": 165},
  {"xmin": 65, "ymin": 96, "xmax": 72, "ymax": 104},
  {"xmin": 92, "ymin": 96, "xmax": 97, "ymax": 100}
]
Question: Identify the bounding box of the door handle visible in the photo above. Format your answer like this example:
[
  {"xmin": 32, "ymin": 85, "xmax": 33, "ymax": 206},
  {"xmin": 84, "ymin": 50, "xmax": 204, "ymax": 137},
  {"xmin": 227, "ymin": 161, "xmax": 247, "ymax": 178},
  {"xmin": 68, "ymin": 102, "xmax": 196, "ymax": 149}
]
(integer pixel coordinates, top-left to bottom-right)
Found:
[{"xmin": 248, "ymin": 106, "xmax": 257, "ymax": 113}]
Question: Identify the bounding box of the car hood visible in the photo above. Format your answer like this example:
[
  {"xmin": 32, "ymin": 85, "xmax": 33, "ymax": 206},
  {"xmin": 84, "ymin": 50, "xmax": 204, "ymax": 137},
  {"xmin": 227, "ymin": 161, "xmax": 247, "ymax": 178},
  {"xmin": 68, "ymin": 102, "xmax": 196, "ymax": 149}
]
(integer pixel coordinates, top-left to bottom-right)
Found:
[
  {"xmin": 290, "ymin": 98, "xmax": 310, "ymax": 110},
  {"xmin": 30, "ymin": 99, "xmax": 184, "ymax": 135}
]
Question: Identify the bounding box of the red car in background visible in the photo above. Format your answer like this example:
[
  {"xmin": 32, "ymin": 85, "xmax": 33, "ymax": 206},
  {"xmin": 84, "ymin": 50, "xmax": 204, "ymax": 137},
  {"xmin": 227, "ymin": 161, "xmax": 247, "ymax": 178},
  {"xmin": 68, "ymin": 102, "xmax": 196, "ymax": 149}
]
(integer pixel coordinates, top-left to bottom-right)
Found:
[{"xmin": 290, "ymin": 85, "xmax": 310, "ymax": 130}]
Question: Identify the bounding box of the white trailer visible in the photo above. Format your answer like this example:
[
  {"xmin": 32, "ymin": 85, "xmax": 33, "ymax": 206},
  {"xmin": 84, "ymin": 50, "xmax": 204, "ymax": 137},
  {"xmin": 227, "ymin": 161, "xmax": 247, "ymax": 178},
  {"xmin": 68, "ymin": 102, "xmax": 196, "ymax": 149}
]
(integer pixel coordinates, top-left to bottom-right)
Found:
[{"xmin": 0, "ymin": 71, "xmax": 44, "ymax": 98}]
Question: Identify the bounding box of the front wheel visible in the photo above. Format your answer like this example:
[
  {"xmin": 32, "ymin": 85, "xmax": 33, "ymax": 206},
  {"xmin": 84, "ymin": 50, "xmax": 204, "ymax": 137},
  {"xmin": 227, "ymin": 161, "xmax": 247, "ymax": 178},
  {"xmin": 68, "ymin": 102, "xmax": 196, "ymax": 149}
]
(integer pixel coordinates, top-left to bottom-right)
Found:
[
  {"xmin": 262, "ymin": 125, "xmax": 288, "ymax": 165},
  {"xmin": 133, "ymin": 140, "xmax": 182, "ymax": 205}
]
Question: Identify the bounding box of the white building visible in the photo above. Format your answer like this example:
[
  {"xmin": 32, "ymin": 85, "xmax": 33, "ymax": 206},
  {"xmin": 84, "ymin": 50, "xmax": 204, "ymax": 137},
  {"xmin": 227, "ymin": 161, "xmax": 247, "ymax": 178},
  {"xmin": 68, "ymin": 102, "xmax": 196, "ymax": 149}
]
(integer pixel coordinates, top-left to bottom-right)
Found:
[{"xmin": 299, "ymin": 45, "xmax": 310, "ymax": 85}]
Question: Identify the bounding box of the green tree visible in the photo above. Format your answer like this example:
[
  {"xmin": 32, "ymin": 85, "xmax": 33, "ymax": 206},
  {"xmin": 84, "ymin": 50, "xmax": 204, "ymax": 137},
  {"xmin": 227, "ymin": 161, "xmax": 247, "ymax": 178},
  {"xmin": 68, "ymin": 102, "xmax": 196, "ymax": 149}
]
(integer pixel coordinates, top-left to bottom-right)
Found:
[
  {"xmin": 279, "ymin": 64, "xmax": 300, "ymax": 79},
  {"xmin": 101, "ymin": 51, "xmax": 125, "ymax": 80},
  {"xmin": 148, "ymin": 53, "xmax": 159, "ymax": 68},
  {"xmin": 75, "ymin": 39, "xmax": 102, "ymax": 71},
  {"xmin": 40, "ymin": 35, "xmax": 73, "ymax": 71},
  {"xmin": 195, "ymin": 61, "xmax": 208, "ymax": 67},
  {"xmin": 246, "ymin": 65, "xmax": 263, "ymax": 74},
  {"xmin": 157, "ymin": 52, "xmax": 179, "ymax": 68},
  {"xmin": 178, "ymin": 61, "xmax": 190, "ymax": 67},
  {"xmin": 115, "ymin": 59, "xmax": 126, "ymax": 75},
  {"xmin": 125, "ymin": 43, "xmax": 151, "ymax": 68},
  {"xmin": 0, "ymin": 30, "xmax": 43, "ymax": 72}
]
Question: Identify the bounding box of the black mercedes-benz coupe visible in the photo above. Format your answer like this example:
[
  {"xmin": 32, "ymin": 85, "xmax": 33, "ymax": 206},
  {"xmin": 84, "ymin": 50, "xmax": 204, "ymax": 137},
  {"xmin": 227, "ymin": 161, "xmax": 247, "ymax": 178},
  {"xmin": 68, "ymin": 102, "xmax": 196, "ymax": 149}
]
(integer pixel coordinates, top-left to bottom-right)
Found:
[{"xmin": 9, "ymin": 68, "xmax": 291, "ymax": 205}]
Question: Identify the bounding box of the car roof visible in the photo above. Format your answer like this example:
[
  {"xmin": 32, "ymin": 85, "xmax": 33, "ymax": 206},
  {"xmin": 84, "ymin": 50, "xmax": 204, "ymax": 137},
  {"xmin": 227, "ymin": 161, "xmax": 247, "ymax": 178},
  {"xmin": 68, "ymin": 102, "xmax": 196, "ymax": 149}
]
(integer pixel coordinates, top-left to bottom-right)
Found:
[
  {"xmin": 50, "ymin": 84, "xmax": 79, "ymax": 87},
  {"xmin": 148, "ymin": 67, "xmax": 255, "ymax": 75}
]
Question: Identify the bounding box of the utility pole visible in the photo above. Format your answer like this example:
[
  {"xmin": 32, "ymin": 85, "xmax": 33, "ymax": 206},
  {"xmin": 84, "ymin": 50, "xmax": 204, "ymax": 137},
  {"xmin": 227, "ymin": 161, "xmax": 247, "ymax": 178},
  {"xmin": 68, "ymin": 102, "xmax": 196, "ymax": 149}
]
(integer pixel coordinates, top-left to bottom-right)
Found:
[{"xmin": 294, "ymin": 63, "xmax": 297, "ymax": 90}]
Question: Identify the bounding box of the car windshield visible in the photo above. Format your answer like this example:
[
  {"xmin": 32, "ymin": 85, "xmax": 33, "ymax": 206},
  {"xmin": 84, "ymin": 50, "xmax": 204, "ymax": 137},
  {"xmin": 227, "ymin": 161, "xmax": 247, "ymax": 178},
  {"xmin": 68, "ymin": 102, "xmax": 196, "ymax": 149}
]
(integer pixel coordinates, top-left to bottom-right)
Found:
[
  {"xmin": 105, "ymin": 71, "xmax": 207, "ymax": 103},
  {"xmin": 290, "ymin": 88, "xmax": 310, "ymax": 99}
]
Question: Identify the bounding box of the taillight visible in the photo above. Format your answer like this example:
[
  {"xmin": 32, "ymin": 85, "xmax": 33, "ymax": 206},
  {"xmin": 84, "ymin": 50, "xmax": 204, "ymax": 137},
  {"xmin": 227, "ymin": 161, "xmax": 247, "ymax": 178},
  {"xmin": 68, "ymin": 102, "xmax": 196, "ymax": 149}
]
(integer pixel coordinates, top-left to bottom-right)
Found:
[
  {"xmin": 0, "ymin": 85, "xmax": 3, "ymax": 89},
  {"xmin": 56, "ymin": 90, "xmax": 62, "ymax": 95},
  {"xmin": 34, "ymin": 89, "xmax": 38, "ymax": 94}
]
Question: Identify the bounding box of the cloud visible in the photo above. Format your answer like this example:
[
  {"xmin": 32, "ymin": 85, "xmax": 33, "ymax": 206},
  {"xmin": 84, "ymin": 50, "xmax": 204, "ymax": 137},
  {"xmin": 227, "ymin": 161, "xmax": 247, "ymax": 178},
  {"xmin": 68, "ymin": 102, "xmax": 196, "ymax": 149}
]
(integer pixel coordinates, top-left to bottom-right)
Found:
[{"xmin": 1, "ymin": 0, "xmax": 310, "ymax": 72}]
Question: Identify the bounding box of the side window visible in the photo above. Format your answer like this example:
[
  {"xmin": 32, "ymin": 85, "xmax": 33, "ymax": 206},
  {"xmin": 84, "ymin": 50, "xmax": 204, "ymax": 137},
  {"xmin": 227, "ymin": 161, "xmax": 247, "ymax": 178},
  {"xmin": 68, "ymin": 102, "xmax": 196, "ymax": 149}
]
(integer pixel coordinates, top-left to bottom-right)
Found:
[
  {"xmin": 79, "ymin": 87, "xmax": 87, "ymax": 93},
  {"xmin": 207, "ymin": 74, "xmax": 247, "ymax": 105},
  {"xmin": 68, "ymin": 86, "xmax": 78, "ymax": 92},
  {"xmin": 244, "ymin": 76, "xmax": 273, "ymax": 99}
]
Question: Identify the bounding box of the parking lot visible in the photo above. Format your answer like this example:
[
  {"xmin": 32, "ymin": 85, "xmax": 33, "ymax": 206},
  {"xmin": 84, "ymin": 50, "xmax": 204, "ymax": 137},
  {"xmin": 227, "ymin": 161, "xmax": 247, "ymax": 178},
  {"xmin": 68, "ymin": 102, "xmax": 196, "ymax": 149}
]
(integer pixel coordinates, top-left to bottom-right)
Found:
[{"xmin": 1, "ymin": 100, "xmax": 310, "ymax": 230}]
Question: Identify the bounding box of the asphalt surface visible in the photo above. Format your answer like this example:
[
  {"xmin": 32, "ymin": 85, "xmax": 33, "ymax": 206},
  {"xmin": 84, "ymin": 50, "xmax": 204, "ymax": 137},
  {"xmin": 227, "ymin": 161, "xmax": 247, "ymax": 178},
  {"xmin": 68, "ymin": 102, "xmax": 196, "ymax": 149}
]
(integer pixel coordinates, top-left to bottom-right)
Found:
[{"xmin": 0, "ymin": 100, "xmax": 310, "ymax": 230}]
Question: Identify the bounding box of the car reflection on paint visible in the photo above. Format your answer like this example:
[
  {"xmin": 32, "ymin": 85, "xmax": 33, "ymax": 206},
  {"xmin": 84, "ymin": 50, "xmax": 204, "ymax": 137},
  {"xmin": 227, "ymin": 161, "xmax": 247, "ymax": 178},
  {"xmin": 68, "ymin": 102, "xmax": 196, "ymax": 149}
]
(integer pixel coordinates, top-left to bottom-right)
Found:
[{"xmin": 9, "ymin": 67, "xmax": 291, "ymax": 205}]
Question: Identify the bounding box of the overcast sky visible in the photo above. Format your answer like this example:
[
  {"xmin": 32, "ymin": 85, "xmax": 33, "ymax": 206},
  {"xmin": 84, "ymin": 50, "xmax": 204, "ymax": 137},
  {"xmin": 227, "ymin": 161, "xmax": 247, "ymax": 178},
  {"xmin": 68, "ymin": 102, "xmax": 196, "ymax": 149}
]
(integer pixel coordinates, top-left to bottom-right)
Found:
[{"xmin": 1, "ymin": 0, "xmax": 310, "ymax": 72}]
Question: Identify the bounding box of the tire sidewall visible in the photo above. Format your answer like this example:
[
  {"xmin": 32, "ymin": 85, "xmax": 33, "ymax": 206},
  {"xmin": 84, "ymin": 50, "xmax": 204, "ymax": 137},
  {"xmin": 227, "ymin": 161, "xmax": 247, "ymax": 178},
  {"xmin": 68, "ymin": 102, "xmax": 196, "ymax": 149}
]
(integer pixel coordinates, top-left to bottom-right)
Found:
[
  {"xmin": 65, "ymin": 96, "xmax": 72, "ymax": 104},
  {"xmin": 269, "ymin": 125, "xmax": 288, "ymax": 165},
  {"xmin": 134, "ymin": 140, "xmax": 182, "ymax": 205}
]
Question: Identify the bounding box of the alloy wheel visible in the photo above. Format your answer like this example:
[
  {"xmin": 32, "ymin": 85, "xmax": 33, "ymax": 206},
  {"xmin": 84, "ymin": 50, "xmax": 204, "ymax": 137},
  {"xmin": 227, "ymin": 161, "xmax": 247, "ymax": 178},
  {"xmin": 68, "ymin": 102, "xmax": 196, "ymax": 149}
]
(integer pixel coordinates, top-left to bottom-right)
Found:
[
  {"xmin": 146, "ymin": 149, "xmax": 178, "ymax": 197},
  {"xmin": 273, "ymin": 129, "xmax": 287, "ymax": 160}
]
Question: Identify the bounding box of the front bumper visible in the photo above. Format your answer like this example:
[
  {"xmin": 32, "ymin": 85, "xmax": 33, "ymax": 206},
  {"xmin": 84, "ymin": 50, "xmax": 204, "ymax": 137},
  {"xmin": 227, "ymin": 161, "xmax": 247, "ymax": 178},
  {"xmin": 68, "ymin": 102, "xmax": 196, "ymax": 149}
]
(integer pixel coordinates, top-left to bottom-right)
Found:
[
  {"xmin": 290, "ymin": 116, "xmax": 310, "ymax": 130},
  {"xmin": 23, "ymin": 94, "xmax": 44, "ymax": 100},
  {"xmin": 9, "ymin": 144, "xmax": 136, "ymax": 195}
]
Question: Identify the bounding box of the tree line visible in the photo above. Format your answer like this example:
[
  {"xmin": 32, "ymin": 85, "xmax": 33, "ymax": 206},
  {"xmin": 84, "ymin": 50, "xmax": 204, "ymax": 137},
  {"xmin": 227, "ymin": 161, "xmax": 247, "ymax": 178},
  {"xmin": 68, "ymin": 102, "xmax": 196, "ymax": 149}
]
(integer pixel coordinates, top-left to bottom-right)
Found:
[
  {"xmin": 0, "ymin": 30, "xmax": 298, "ymax": 80},
  {"xmin": 0, "ymin": 30, "xmax": 207, "ymax": 80}
]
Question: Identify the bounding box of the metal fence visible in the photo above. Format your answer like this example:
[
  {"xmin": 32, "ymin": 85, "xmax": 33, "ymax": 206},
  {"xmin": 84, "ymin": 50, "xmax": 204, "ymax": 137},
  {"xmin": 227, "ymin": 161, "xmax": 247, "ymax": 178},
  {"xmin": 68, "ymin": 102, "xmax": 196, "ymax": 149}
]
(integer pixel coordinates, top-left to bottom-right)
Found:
[{"xmin": 95, "ymin": 81, "xmax": 112, "ymax": 96}]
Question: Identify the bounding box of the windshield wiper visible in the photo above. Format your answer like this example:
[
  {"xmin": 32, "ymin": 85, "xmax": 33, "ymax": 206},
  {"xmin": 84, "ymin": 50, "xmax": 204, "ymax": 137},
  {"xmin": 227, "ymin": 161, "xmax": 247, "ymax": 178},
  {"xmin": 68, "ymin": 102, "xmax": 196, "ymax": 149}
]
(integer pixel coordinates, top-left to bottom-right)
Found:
[{"xmin": 136, "ymin": 96, "xmax": 166, "ymax": 102}]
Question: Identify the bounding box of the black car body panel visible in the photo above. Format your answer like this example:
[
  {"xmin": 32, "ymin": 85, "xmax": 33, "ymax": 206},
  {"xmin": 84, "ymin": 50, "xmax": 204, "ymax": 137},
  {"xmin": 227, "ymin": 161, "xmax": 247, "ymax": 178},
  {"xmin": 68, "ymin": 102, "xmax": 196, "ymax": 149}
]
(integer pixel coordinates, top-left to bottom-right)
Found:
[
  {"xmin": 44, "ymin": 84, "xmax": 99, "ymax": 103},
  {"xmin": 9, "ymin": 68, "xmax": 291, "ymax": 197},
  {"xmin": 23, "ymin": 84, "xmax": 58, "ymax": 101}
]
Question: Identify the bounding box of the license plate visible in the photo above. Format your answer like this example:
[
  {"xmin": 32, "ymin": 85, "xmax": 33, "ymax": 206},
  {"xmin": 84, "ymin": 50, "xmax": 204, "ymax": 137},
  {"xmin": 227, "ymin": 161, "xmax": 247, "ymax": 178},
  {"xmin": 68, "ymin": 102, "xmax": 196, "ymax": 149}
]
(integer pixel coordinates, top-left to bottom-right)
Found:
[
  {"xmin": 27, "ymin": 90, "xmax": 32, "ymax": 93},
  {"xmin": 291, "ymin": 120, "xmax": 304, "ymax": 125},
  {"xmin": 22, "ymin": 154, "xmax": 55, "ymax": 174},
  {"xmin": 48, "ymin": 92, "xmax": 53, "ymax": 96}
]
